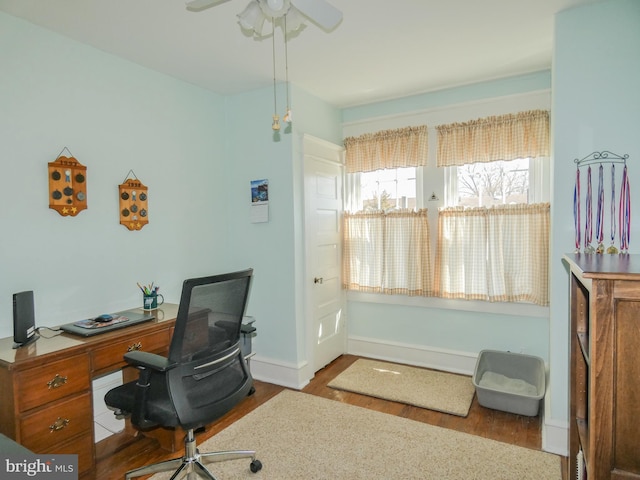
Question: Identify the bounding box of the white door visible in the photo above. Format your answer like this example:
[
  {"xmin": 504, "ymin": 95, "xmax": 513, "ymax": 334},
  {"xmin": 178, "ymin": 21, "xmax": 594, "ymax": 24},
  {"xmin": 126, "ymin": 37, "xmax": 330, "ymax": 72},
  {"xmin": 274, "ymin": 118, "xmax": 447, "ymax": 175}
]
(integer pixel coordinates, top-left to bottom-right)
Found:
[{"xmin": 303, "ymin": 135, "xmax": 346, "ymax": 373}]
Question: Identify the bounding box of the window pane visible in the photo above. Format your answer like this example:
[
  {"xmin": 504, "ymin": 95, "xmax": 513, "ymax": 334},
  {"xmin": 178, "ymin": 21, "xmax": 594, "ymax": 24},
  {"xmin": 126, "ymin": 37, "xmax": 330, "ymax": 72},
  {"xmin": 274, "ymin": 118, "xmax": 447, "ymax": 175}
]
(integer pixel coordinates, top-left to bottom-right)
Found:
[
  {"xmin": 361, "ymin": 167, "xmax": 416, "ymax": 210},
  {"xmin": 456, "ymin": 159, "xmax": 529, "ymax": 207}
]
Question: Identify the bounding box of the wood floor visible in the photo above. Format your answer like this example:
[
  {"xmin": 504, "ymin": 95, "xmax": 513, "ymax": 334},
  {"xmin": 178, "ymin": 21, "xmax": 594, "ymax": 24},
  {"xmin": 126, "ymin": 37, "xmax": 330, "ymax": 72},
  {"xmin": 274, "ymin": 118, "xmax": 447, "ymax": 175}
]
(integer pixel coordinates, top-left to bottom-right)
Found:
[{"xmin": 95, "ymin": 354, "xmax": 567, "ymax": 479}]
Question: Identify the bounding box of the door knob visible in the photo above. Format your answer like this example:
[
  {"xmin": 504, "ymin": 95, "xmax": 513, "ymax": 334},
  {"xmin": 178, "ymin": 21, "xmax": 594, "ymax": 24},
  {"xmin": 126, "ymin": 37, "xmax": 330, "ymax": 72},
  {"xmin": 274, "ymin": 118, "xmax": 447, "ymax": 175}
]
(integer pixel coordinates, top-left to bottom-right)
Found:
[{"xmin": 314, "ymin": 277, "xmax": 324, "ymax": 284}]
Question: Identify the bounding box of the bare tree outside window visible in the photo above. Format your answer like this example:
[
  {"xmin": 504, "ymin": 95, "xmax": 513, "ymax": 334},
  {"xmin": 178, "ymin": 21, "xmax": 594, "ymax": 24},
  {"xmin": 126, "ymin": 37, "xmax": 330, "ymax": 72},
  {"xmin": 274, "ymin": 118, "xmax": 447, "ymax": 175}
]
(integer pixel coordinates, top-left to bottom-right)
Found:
[
  {"xmin": 361, "ymin": 167, "xmax": 416, "ymax": 211},
  {"xmin": 457, "ymin": 159, "xmax": 529, "ymax": 207}
]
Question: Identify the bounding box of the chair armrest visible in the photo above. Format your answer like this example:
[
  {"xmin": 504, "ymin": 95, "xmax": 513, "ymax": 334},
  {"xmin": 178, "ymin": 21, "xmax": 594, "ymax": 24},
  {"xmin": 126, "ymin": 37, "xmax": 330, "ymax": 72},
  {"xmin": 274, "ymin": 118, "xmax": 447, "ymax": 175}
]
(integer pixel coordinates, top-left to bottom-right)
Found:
[
  {"xmin": 241, "ymin": 323, "xmax": 256, "ymax": 334},
  {"xmin": 124, "ymin": 351, "xmax": 176, "ymax": 371},
  {"xmin": 122, "ymin": 351, "xmax": 176, "ymax": 429}
]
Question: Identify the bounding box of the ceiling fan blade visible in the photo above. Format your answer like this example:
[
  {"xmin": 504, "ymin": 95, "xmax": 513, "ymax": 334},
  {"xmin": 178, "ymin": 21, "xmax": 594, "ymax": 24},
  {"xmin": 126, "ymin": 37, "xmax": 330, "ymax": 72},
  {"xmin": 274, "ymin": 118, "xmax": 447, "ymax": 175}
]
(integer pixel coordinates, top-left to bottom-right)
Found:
[
  {"xmin": 186, "ymin": 0, "xmax": 232, "ymax": 12},
  {"xmin": 291, "ymin": 0, "xmax": 342, "ymax": 30}
]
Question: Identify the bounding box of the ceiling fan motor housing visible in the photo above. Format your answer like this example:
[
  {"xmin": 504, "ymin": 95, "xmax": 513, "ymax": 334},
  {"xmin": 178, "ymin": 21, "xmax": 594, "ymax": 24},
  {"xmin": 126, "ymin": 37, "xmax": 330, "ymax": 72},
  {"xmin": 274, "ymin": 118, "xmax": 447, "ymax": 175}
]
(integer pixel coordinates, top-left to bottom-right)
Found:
[{"xmin": 259, "ymin": 0, "xmax": 291, "ymax": 17}]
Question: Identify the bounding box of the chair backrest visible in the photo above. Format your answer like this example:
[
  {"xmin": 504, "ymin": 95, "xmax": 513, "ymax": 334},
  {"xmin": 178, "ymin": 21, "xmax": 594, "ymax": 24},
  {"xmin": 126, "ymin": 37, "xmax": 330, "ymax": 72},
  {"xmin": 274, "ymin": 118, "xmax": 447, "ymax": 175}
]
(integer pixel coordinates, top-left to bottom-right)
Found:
[{"xmin": 167, "ymin": 268, "xmax": 254, "ymax": 430}]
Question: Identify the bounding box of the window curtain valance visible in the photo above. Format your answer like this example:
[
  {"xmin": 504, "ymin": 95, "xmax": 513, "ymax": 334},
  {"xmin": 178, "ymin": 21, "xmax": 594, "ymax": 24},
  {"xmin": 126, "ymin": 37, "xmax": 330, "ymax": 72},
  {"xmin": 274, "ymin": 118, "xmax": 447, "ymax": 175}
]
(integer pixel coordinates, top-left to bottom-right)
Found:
[
  {"xmin": 344, "ymin": 125, "xmax": 428, "ymax": 174},
  {"xmin": 436, "ymin": 110, "xmax": 549, "ymax": 167}
]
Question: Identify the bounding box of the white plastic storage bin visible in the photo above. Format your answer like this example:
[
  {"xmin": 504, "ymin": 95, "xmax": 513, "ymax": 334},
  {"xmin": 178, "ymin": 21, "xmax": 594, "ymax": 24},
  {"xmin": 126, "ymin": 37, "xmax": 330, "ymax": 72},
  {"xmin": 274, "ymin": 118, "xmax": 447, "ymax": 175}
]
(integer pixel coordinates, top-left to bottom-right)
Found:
[{"xmin": 472, "ymin": 349, "xmax": 546, "ymax": 416}]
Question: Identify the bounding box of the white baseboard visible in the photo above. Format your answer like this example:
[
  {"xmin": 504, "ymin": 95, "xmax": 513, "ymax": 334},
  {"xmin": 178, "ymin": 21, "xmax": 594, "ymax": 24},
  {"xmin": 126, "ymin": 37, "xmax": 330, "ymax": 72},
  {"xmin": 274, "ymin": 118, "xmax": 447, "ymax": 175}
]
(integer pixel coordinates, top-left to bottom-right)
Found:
[
  {"xmin": 347, "ymin": 335, "xmax": 478, "ymax": 375},
  {"xmin": 249, "ymin": 356, "xmax": 311, "ymax": 390},
  {"xmin": 542, "ymin": 418, "xmax": 569, "ymax": 456},
  {"xmin": 250, "ymin": 337, "xmax": 478, "ymax": 389},
  {"xmin": 541, "ymin": 390, "xmax": 569, "ymax": 456}
]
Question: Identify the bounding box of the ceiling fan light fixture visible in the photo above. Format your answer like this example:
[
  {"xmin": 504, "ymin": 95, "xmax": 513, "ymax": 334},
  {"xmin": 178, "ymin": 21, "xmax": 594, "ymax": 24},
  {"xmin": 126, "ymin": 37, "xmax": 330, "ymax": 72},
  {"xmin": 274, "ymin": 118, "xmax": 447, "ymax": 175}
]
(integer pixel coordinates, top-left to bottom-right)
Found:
[{"xmin": 237, "ymin": 1, "xmax": 266, "ymax": 34}]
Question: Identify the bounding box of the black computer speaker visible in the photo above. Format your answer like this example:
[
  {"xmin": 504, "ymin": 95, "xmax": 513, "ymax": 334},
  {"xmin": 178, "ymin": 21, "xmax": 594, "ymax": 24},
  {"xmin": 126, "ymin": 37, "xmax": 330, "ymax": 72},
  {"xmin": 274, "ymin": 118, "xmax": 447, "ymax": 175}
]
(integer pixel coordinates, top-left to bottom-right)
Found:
[{"xmin": 13, "ymin": 290, "xmax": 38, "ymax": 348}]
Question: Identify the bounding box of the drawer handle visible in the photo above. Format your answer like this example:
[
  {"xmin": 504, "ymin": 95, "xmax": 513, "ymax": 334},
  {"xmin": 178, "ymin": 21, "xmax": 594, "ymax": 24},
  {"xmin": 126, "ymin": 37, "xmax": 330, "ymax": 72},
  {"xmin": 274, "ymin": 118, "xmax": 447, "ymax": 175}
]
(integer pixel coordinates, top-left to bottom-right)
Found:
[
  {"xmin": 49, "ymin": 417, "xmax": 70, "ymax": 432},
  {"xmin": 47, "ymin": 374, "xmax": 68, "ymax": 389},
  {"xmin": 128, "ymin": 342, "xmax": 142, "ymax": 352}
]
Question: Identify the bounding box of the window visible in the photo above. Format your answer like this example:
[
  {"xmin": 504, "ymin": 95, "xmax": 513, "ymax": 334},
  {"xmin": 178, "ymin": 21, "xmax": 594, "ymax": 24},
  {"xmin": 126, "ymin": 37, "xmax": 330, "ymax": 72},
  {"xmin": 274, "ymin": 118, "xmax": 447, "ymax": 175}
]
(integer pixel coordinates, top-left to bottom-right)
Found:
[
  {"xmin": 445, "ymin": 157, "xmax": 549, "ymax": 208},
  {"xmin": 342, "ymin": 110, "xmax": 551, "ymax": 306},
  {"xmin": 435, "ymin": 110, "xmax": 551, "ymax": 305},
  {"xmin": 360, "ymin": 167, "xmax": 417, "ymax": 211},
  {"xmin": 342, "ymin": 126, "xmax": 431, "ymax": 296},
  {"xmin": 452, "ymin": 158, "xmax": 529, "ymax": 207}
]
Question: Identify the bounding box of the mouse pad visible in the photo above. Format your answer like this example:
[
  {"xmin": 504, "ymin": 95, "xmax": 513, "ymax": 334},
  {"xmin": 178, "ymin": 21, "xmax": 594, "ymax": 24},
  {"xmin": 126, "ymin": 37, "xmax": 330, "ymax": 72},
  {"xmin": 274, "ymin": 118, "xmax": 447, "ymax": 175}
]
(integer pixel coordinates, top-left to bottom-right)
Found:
[{"xmin": 59, "ymin": 310, "xmax": 155, "ymax": 337}]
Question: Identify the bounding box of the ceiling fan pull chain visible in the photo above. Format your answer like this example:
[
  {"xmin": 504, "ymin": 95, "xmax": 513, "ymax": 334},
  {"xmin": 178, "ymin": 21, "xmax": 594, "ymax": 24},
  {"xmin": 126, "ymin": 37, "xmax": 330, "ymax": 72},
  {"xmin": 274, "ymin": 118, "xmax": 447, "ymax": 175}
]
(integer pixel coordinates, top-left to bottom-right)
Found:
[
  {"xmin": 283, "ymin": 13, "xmax": 292, "ymax": 124},
  {"xmin": 271, "ymin": 17, "xmax": 280, "ymax": 131}
]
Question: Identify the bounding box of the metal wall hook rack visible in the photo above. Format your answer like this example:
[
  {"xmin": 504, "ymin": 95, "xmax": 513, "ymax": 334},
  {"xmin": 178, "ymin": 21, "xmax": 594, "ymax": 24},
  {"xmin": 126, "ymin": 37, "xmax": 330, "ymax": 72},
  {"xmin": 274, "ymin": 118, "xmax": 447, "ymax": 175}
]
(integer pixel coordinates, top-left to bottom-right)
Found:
[{"xmin": 574, "ymin": 150, "xmax": 629, "ymax": 167}]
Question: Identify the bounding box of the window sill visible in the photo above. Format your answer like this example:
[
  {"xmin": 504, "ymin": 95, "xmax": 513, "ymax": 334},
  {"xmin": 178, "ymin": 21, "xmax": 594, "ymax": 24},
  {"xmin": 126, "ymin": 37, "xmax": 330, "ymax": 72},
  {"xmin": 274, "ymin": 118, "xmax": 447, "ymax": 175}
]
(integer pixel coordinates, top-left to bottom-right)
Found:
[{"xmin": 346, "ymin": 291, "xmax": 549, "ymax": 319}]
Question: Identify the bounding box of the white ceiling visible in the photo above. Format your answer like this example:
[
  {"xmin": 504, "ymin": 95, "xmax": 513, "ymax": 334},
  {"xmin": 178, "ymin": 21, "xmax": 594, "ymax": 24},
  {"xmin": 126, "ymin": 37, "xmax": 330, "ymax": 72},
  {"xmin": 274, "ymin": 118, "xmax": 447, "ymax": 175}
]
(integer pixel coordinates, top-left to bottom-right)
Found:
[{"xmin": 0, "ymin": 0, "xmax": 598, "ymax": 108}]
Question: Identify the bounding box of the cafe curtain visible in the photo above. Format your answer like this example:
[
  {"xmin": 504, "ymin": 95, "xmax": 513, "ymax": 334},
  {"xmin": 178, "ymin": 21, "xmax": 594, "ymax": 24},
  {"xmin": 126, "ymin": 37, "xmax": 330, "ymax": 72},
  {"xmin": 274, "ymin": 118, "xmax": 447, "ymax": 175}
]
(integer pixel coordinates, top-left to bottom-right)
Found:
[
  {"xmin": 434, "ymin": 203, "xmax": 550, "ymax": 305},
  {"xmin": 343, "ymin": 209, "xmax": 432, "ymax": 296}
]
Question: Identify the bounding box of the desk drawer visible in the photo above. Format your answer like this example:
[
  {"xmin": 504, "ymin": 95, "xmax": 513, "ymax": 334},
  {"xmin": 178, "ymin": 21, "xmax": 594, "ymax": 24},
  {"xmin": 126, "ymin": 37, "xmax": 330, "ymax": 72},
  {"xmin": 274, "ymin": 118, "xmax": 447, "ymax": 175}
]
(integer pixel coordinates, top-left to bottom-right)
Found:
[
  {"xmin": 16, "ymin": 355, "xmax": 90, "ymax": 411},
  {"xmin": 20, "ymin": 391, "xmax": 92, "ymax": 452},
  {"xmin": 92, "ymin": 329, "xmax": 170, "ymax": 373},
  {"xmin": 43, "ymin": 430, "xmax": 94, "ymax": 476}
]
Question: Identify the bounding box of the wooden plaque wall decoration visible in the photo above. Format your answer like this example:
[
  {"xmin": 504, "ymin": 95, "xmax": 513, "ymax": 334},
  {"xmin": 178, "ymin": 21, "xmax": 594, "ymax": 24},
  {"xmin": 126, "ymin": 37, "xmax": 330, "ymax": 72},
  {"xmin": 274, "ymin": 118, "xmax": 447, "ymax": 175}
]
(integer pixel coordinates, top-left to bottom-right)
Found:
[
  {"xmin": 119, "ymin": 175, "xmax": 148, "ymax": 231},
  {"xmin": 48, "ymin": 152, "xmax": 87, "ymax": 217}
]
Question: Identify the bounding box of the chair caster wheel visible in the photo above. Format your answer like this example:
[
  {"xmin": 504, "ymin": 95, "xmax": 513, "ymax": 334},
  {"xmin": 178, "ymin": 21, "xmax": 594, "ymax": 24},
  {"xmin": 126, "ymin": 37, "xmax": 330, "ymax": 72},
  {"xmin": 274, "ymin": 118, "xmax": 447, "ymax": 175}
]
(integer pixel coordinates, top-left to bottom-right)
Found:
[
  {"xmin": 250, "ymin": 459, "xmax": 262, "ymax": 473},
  {"xmin": 248, "ymin": 386, "xmax": 256, "ymax": 396}
]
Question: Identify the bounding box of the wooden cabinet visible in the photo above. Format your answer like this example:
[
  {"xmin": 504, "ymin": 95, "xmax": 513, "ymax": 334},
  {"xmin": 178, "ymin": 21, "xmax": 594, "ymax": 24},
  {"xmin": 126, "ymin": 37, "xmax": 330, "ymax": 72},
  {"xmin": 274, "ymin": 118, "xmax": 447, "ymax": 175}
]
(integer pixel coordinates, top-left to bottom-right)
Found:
[
  {"xmin": 0, "ymin": 304, "xmax": 178, "ymax": 479},
  {"xmin": 1, "ymin": 350, "xmax": 95, "ymax": 477},
  {"xmin": 565, "ymin": 254, "xmax": 640, "ymax": 480}
]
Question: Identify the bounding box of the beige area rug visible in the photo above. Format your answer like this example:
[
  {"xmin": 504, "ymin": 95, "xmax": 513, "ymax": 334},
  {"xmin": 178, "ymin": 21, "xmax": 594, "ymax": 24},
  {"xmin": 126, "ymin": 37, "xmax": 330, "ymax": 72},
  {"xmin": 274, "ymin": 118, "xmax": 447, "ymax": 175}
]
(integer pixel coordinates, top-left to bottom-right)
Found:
[
  {"xmin": 327, "ymin": 358, "xmax": 476, "ymax": 417},
  {"xmin": 151, "ymin": 390, "xmax": 561, "ymax": 480}
]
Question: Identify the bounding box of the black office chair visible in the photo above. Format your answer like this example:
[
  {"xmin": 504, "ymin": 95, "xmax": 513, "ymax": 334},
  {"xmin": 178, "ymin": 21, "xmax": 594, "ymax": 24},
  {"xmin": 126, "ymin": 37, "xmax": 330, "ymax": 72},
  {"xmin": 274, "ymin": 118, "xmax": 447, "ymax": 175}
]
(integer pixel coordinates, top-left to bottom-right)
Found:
[{"xmin": 105, "ymin": 269, "xmax": 262, "ymax": 479}]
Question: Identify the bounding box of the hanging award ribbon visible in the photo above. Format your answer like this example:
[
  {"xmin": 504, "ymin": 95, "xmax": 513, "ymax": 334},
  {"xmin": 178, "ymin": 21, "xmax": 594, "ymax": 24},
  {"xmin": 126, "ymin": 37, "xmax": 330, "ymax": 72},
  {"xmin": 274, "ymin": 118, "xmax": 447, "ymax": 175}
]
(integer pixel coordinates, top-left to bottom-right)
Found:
[
  {"xmin": 584, "ymin": 166, "xmax": 595, "ymax": 253},
  {"xmin": 607, "ymin": 164, "xmax": 618, "ymax": 254},
  {"xmin": 573, "ymin": 167, "xmax": 581, "ymax": 253},
  {"xmin": 619, "ymin": 164, "xmax": 631, "ymax": 253},
  {"xmin": 595, "ymin": 164, "xmax": 605, "ymax": 253},
  {"xmin": 574, "ymin": 151, "xmax": 630, "ymax": 255}
]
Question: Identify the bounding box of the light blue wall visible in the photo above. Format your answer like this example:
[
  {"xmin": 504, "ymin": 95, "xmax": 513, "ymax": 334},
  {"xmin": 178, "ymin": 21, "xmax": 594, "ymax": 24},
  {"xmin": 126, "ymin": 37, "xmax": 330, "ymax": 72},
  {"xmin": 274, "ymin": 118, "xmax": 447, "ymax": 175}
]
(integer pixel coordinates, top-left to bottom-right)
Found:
[
  {"xmin": 222, "ymin": 85, "xmax": 299, "ymax": 364},
  {"xmin": 223, "ymin": 83, "xmax": 341, "ymax": 369},
  {"xmin": 348, "ymin": 301, "xmax": 549, "ymax": 356},
  {"xmin": 0, "ymin": 12, "xmax": 230, "ymax": 336},
  {"xmin": 343, "ymin": 71, "xmax": 552, "ymax": 124},
  {"xmin": 550, "ymin": 0, "xmax": 640, "ymax": 425}
]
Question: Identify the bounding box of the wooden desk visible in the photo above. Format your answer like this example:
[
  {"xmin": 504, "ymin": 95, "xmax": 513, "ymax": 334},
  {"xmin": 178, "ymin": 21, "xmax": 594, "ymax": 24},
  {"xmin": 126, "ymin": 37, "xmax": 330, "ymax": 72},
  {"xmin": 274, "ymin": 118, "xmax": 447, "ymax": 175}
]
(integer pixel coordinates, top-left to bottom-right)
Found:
[{"xmin": 0, "ymin": 304, "xmax": 179, "ymax": 479}]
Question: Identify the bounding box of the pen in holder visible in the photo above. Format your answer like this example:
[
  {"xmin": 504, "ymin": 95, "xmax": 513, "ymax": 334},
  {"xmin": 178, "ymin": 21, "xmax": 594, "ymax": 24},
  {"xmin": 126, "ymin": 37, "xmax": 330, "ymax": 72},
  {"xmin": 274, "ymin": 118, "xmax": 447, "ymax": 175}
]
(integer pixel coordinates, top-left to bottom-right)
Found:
[{"xmin": 139, "ymin": 283, "xmax": 164, "ymax": 310}]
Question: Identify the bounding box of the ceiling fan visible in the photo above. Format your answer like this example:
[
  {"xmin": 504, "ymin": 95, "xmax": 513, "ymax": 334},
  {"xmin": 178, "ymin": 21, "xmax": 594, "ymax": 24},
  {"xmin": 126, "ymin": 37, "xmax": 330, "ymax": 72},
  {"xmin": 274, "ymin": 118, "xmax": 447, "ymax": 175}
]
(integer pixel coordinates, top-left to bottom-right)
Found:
[{"xmin": 185, "ymin": 0, "xmax": 343, "ymax": 34}]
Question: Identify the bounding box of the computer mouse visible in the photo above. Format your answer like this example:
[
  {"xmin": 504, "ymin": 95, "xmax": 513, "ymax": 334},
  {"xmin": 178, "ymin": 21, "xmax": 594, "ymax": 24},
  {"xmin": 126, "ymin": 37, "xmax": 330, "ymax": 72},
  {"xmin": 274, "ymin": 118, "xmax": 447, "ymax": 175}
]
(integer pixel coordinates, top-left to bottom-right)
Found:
[{"xmin": 94, "ymin": 314, "xmax": 114, "ymax": 323}]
